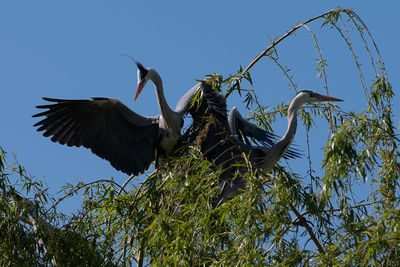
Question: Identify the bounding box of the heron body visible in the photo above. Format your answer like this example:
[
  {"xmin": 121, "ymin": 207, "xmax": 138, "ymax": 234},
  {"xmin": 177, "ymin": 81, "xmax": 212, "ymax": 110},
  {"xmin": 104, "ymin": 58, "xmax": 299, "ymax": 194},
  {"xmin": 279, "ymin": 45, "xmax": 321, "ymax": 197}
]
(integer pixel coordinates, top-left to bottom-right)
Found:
[
  {"xmin": 200, "ymin": 86, "xmax": 343, "ymax": 203},
  {"xmin": 135, "ymin": 66, "xmax": 182, "ymax": 155}
]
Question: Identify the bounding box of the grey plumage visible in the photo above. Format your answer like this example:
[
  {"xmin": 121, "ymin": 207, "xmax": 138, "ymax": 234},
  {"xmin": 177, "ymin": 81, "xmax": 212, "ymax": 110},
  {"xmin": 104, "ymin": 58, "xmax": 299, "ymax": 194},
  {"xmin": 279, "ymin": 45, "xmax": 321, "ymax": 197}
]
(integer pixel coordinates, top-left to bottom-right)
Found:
[
  {"xmin": 33, "ymin": 62, "xmax": 212, "ymax": 176},
  {"xmin": 33, "ymin": 98, "xmax": 160, "ymax": 176},
  {"xmin": 200, "ymin": 85, "xmax": 342, "ymax": 204}
]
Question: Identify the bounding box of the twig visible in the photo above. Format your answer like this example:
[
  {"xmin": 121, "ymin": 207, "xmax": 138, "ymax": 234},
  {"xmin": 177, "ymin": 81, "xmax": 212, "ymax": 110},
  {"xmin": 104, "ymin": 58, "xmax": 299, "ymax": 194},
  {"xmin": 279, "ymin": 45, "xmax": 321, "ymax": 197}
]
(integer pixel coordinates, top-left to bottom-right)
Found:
[
  {"xmin": 118, "ymin": 174, "xmax": 139, "ymax": 195},
  {"xmin": 259, "ymin": 170, "xmax": 324, "ymax": 254},
  {"xmin": 48, "ymin": 179, "xmax": 127, "ymax": 212},
  {"xmin": 347, "ymin": 11, "xmax": 387, "ymax": 77},
  {"xmin": 270, "ymin": 57, "xmax": 298, "ymax": 93},
  {"xmin": 330, "ymin": 16, "xmax": 372, "ymax": 113},
  {"xmin": 288, "ymin": 202, "xmax": 325, "ymax": 255},
  {"xmin": 299, "ymin": 198, "xmax": 399, "ymax": 218},
  {"xmin": 229, "ymin": 10, "xmax": 334, "ymax": 92},
  {"xmin": 301, "ymin": 23, "xmax": 333, "ymax": 190},
  {"xmin": 137, "ymin": 240, "xmax": 144, "ymax": 267}
]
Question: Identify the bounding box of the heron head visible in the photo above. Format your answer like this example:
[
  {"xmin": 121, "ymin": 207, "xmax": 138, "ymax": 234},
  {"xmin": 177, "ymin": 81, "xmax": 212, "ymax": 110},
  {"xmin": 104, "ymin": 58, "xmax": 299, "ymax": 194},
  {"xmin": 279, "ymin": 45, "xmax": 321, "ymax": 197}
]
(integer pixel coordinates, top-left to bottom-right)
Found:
[
  {"xmin": 135, "ymin": 61, "xmax": 150, "ymax": 102},
  {"xmin": 298, "ymin": 90, "xmax": 343, "ymax": 103}
]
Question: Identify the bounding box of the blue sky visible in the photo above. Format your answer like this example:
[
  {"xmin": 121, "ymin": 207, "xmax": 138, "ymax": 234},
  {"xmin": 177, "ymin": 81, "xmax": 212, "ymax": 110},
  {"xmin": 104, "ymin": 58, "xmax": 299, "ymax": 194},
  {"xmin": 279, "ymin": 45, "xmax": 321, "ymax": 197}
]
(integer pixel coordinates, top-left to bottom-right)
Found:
[{"xmin": 1, "ymin": 1, "xmax": 399, "ymax": 214}]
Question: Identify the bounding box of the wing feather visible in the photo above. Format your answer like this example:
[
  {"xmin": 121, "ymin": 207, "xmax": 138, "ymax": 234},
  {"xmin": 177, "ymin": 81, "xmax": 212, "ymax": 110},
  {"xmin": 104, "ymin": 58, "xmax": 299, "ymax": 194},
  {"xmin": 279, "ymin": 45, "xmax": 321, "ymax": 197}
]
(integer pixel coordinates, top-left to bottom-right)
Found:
[
  {"xmin": 33, "ymin": 97, "xmax": 160, "ymax": 175},
  {"xmin": 174, "ymin": 82, "xmax": 202, "ymax": 116},
  {"xmin": 228, "ymin": 108, "xmax": 301, "ymax": 159},
  {"xmin": 174, "ymin": 79, "xmax": 227, "ymax": 123}
]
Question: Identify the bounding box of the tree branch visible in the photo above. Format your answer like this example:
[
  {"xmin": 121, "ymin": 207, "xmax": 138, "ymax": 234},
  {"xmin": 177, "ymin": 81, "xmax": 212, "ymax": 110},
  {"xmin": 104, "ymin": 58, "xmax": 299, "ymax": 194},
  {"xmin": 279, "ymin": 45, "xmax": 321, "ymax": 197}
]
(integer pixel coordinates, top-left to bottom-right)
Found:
[
  {"xmin": 288, "ymin": 202, "xmax": 325, "ymax": 255},
  {"xmin": 229, "ymin": 10, "xmax": 334, "ymax": 92}
]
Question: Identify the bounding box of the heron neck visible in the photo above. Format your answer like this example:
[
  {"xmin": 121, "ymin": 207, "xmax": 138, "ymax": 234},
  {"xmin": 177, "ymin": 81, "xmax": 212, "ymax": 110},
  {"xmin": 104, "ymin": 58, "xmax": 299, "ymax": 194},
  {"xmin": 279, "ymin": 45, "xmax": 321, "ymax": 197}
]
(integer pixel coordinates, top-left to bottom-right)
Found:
[
  {"xmin": 273, "ymin": 96, "xmax": 302, "ymax": 159},
  {"xmin": 150, "ymin": 70, "xmax": 174, "ymax": 117},
  {"xmin": 282, "ymin": 102, "xmax": 299, "ymax": 146}
]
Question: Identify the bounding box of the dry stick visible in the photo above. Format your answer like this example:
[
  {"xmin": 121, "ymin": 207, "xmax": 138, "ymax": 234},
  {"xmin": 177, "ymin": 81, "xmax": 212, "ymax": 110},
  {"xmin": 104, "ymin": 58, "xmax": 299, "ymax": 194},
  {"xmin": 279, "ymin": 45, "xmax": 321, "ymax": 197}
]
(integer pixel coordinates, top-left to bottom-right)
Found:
[
  {"xmin": 331, "ymin": 13, "xmax": 383, "ymax": 224},
  {"xmin": 340, "ymin": 16, "xmax": 369, "ymax": 97},
  {"xmin": 333, "ymin": 13, "xmax": 392, "ymax": 211}
]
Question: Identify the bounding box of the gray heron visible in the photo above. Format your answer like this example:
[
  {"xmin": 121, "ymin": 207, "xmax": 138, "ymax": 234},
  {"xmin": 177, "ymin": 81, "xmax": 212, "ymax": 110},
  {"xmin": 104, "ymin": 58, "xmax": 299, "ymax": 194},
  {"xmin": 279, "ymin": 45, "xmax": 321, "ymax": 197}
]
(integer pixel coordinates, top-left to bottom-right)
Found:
[
  {"xmin": 33, "ymin": 61, "xmax": 210, "ymax": 176},
  {"xmin": 200, "ymin": 85, "xmax": 343, "ymax": 204}
]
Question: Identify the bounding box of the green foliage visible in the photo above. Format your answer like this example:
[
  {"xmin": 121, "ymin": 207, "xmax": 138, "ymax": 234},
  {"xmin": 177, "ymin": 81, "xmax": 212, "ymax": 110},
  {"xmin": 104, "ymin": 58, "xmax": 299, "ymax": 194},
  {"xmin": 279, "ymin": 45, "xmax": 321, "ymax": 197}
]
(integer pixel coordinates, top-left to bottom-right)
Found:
[
  {"xmin": 0, "ymin": 148, "xmax": 46, "ymax": 265},
  {"xmin": 2, "ymin": 7, "xmax": 400, "ymax": 266}
]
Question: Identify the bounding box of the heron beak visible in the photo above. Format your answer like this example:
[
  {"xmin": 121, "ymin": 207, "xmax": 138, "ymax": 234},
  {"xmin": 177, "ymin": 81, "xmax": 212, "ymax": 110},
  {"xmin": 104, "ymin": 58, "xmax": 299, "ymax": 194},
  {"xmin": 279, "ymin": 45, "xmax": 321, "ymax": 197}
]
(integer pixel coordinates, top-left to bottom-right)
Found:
[
  {"xmin": 134, "ymin": 82, "xmax": 144, "ymax": 102},
  {"xmin": 316, "ymin": 93, "xmax": 343, "ymax": 102}
]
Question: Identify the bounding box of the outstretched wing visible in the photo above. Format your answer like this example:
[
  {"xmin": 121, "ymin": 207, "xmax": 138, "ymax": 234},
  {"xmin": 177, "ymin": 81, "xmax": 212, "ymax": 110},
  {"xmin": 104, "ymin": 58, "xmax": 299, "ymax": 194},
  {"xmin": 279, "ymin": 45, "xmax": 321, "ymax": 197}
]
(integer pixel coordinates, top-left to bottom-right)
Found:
[
  {"xmin": 199, "ymin": 81, "xmax": 227, "ymax": 123},
  {"xmin": 174, "ymin": 79, "xmax": 227, "ymax": 122},
  {"xmin": 174, "ymin": 82, "xmax": 202, "ymax": 116},
  {"xmin": 33, "ymin": 97, "xmax": 160, "ymax": 176},
  {"xmin": 227, "ymin": 107, "xmax": 301, "ymax": 159}
]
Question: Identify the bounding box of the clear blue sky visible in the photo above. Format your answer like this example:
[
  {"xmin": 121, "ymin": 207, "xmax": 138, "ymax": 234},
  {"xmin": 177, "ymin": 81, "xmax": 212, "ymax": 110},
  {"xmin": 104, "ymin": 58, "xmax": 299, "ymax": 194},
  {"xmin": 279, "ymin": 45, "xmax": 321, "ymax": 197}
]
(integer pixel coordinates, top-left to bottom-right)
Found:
[{"xmin": 1, "ymin": 1, "xmax": 399, "ymax": 214}]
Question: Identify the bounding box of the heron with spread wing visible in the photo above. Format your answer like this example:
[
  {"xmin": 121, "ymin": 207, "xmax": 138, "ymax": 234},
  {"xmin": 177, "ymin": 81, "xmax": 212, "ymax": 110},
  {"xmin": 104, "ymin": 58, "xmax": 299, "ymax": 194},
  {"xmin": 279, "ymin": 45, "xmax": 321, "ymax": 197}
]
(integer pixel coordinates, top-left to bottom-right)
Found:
[{"xmin": 33, "ymin": 61, "xmax": 211, "ymax": 176}]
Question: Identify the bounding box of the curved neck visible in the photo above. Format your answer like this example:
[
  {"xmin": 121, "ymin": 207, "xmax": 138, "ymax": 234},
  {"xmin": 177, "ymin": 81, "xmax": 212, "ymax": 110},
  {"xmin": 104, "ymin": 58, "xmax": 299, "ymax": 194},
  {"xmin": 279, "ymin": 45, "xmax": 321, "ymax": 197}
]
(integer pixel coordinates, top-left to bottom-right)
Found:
[
  {"xmin": 272, "ymin": 94, "xmax": 304, "ymax": 159},
  {"xmin": 148, "ymin": 69, "xmax": 174, "ymax": 117},
  {"xmin": 281, "ymin": 100, "xmax": 300, "ymax": 146}
]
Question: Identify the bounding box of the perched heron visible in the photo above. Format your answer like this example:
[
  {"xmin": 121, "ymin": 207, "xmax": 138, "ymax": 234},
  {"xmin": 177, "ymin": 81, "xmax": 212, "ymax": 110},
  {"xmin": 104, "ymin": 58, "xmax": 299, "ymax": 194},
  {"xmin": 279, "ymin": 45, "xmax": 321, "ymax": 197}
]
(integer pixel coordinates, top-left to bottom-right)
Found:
[
  {"xmin": 200, "ymin": 86, "xmax": 343, "ymax": 204},
  {"xmin": 33, "ymin": 61, "xmax": 212, "ymax": 176}
]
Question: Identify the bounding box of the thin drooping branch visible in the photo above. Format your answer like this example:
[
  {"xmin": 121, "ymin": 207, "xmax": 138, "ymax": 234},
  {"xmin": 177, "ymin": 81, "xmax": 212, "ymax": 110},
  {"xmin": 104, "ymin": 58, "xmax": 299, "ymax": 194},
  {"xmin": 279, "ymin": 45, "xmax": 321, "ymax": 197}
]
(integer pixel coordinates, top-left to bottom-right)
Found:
[
  {"xmin": 270, "ymin": 56, "xmax": 298, "ymax": 93},
  {"xmin": 347, "ymin": 11, "xmax": 387, "ymax": 77},
  {"xmin": 301, "ymin": 23, "xmax": 335, "ymax": 191},
  {"xmin": 229, "ymin": 10, "xmax": 334, "ymax": 92},
  {"xmin": 118, "ymin": 173, "xmax": 140, "ymax": 195},
  {"xmin": 300, "ymin": 24, "xmax": 328, "ymax": 94},
  {"xmin": 48, "ymin": 179, "xmax": 127, "ymax": 213}
]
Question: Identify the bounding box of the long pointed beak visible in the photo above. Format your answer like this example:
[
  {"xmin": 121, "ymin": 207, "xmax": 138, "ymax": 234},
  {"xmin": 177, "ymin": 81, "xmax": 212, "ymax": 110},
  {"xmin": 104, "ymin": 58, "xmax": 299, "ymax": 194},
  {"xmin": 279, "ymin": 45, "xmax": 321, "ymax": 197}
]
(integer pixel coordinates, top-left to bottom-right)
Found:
[
  {"xmin": 134, "ymin": 83, "xmax": 144, "ymax": 102},
  {"xmin": 316, "ymin": 93, "xmax": 343, "ymax": 102}
]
